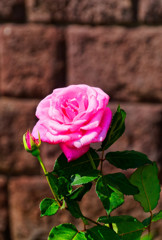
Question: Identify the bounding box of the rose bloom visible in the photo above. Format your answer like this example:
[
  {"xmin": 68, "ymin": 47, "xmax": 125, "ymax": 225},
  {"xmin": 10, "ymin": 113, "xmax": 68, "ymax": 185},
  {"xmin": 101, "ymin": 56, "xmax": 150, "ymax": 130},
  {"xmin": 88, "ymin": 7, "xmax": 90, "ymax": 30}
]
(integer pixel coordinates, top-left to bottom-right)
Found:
[{"xmin": 32, "ymin": 85, "xmax": 112, "ymax": 161}]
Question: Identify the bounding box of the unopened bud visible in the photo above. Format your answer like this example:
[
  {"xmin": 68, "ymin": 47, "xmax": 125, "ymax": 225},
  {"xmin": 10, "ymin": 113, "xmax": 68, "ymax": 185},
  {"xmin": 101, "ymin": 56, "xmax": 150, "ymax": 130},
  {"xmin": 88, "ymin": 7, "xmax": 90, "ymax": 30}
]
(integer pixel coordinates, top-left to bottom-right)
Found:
[{"xmin": 23, "ymin": 130, "xmax": 41, "ymax": 156}]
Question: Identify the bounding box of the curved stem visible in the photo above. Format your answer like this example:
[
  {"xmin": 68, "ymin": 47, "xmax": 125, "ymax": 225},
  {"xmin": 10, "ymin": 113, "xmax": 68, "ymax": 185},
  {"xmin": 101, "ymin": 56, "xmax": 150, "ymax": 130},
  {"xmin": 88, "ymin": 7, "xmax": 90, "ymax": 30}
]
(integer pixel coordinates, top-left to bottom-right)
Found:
[
  {"xmin": 37, "ymin": 155, "xmax": 61, "ymax": 207},
  {"xmin": 37, "ymin": 155, "xmax": 48, "ymax": 175}
]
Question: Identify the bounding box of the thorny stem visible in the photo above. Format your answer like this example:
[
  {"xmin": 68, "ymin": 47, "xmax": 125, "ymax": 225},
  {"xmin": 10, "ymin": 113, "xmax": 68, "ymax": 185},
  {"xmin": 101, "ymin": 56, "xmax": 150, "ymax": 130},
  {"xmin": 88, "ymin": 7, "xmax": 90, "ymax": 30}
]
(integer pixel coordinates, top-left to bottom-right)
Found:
[{"xmin": 37, "ymin": 155, "xmax": 61, "ymax": 207}]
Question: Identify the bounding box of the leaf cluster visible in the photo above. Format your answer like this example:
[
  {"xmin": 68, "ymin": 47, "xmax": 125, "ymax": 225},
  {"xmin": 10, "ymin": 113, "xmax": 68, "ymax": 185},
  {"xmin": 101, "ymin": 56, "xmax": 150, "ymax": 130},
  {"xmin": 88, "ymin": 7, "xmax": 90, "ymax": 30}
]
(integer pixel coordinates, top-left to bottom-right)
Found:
[{"xmin": 39, "ymin": 106, "xmax": 161, "ymax": 240}]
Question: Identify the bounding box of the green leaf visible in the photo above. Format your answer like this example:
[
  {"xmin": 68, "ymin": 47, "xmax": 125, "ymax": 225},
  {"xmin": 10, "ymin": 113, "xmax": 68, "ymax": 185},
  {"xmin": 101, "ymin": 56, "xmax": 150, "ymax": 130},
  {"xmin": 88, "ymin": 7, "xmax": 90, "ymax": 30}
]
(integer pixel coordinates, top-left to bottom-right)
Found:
[
  {"xmin": 139, "ymin": 234, "xmax": 153, "ymax": 240},
  {"xmin": 103, "ymin": 173, "xmax": 139, "ymax": 195},
  {"xmin": 47, "ymin": 173, "xmax": 72, "ymax": 200},
  {"xmin": 47, "ymin": 172, "xmax": 59, "ymax": 196},
  {"xmin": 58, "ymin": 177, "xmax": 72, "ymax": 196},
  {"xmin": 68, "ymin": 183, "xmax": 92, "ymax": 201},
  {"xmin": 151, "ymin": 210, "xmax": 162, "ymax": 222},
  {"xmin": 86, "ymin": 225, "xmax": 121, "ymax": 240},
  {"xmin": 71, "ymin": 170, "xmax": 100, "ymax": 186},
  {"xmin": 130, "ymin": 162, "xmax": 160, "ymax": 212},
  {"xmin": 65, "ymin": 198, "xmax": 83, "ymax": 219},
  {"xmin": 40, "ymin": 198, "xmax": 59, "ymax": 217},
  {"xmin": 105, "ymin": 151, "xmax": 152, "ymax": 170},
  {"xmin": 53, "ymin": 148, "xmax": 100, "ymax": 180},
  {"xmin": 143, "ymin": 210, "xmax": 162, "ymax": 226},
  {"xmin": 98, "ymin": 215, "xmax": 137, "ymax": 224},
  {"xmin": 47, "ymin": 174, "xmax": 73, "ymax": 200},
  {"xmin": 98, "ymin": 216, "xmax": 144, "ymax": 240},
  {"xmin": 48, "ymin": 224, "xmax": 87, "ymax": 240},
  {"xmin": 96, "ymin": 176, "xmax": 124, "ymax": 215},
  {"xmin": 101, "ymin": 105, "xmax": 126, "ymax": 150}
]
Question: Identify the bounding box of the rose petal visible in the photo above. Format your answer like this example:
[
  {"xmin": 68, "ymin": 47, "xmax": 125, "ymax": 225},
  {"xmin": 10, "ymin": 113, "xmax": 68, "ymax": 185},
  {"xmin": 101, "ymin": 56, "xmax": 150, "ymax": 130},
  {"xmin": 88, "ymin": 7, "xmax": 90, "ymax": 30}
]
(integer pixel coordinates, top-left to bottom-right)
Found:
[
  {"xmin": 80, "ymin": 109, "xmax": 104, "ymax": 130},
  {"xmin": 49, "ymin": 105, "xmax": 64, "ymax": 123},
  {"xmin": 46, "ymin": 131, "xmax": 81, "ymax": 143},
  {"xmin": 94, "ymin": 87, "xmax": 110, "ymax": 109},
  {"xmin": 92, "ymin": 107, "xmax": 112, "ymax": 142},
  {"xmin": 36, "ymin": 94, "xmax": 52, "ymax": 119},
  {"xmin": 72, "ymin": 130, "xmax": 99, "ymax": 148},
  {"xmin": 32, "ymin": 121, "xmax": 49, "ymax": 142},
  {"xmin": 32, "ymin": 120, "xmax": 82, "ymax": 144},
  {"xmin": 59, "ymin": 143, "xmax": 90, "ymax": 162}
]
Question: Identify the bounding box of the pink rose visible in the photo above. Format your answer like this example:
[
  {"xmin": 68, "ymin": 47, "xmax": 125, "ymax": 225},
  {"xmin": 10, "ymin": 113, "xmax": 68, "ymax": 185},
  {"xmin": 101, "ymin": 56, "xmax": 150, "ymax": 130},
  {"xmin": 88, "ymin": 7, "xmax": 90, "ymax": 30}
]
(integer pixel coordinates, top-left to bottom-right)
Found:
[{"xmin": 32, "ymin": 85, "xmax": 112, "ymax": 161}]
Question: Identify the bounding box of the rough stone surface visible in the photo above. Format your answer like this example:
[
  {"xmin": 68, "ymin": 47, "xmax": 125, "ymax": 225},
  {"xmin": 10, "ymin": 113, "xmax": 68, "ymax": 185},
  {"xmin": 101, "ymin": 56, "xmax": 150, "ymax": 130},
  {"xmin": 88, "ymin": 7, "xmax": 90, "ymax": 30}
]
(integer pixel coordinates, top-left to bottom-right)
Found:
[
  {"xmin": 0, "ymin": 98, "xmax": 40, "ymax": 175},
  {"xmin": 0, "ymin": 24, "xmax": 65, "ymax": 98},
  {"xmin": 0, "ymin": 177, "xmax": 8, "ymax": 240},
  {"xmin": 40, "ymin": 143, "xmax": 62, "ymax": 173},
  {"xmin": 139, "ymin": 0, "xmax": 162, "ymax": 24},
  {"xmin": 67, "ymin": 26, "xmax": 162, "ymax": 102},
  {"xmin": 9, "ymin": 177, "xmax": 81, "ymax": 240},
  {"xmin": 26, "ymin": 0, "xmax": 133, "ymax": 24},
  {"xmin": 0, "ymin": 0, "xmax": 25, "ymax": 22},
  {"xmin": 108, "ymin": 103, "xmax": 162, "ymax": 164}
]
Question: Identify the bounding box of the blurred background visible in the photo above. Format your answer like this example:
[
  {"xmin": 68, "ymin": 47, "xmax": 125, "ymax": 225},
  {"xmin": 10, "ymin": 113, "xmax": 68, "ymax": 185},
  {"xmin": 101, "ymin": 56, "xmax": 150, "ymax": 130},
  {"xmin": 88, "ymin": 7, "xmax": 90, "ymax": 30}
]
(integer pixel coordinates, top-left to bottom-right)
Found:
[{"xmin": 0, "ymin": 0, "xmax": 162, "ymax": 239}]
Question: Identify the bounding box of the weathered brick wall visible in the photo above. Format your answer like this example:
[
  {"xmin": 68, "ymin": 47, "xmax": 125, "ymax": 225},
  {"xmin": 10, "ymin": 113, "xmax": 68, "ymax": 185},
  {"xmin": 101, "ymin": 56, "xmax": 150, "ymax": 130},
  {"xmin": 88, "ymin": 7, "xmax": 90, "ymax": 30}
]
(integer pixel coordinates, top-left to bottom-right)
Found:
[{"xmin": 0, "ymin": 1, "xmax": 162, "ymax": 239}]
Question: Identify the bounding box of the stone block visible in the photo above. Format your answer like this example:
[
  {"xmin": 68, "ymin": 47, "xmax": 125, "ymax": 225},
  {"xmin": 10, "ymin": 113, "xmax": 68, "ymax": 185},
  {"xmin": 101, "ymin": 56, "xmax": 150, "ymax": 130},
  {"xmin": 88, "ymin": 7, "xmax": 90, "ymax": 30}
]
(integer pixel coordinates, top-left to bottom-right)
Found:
[
  {"xmin": 0, "ymin": 177, "xmax": 8, "ymax": 240},
  {"xmin": 67, "ymin": 26, "xmax": 162, "ymax": 102},
  {"xmin": 0, "ymin": 98, "xmax": 40, "ymax": 175},
  {"xmin": 108, "ymin": 103, "xmax": 162, "ymax": 163},
  {"xmin": 26, "ymin": 0, "xmax": 133, "ymax": 24},
  {"xmin": 9, "ymin": 177, "xmax": 81, "ymax": 240},
  {"xmin": 139, "ymin": 0, "xmax": 162, "ymax": 24},
  {"xmin": 40, "ymin": 143, "xmax": 62, "ymax": 173},
  {"xmin": 0, "ymin": 0, "xmax": 25, "ymax": 22},
  {"xmin": 0, "ymin": 24, "xmax": 65, "ymax": 98}
]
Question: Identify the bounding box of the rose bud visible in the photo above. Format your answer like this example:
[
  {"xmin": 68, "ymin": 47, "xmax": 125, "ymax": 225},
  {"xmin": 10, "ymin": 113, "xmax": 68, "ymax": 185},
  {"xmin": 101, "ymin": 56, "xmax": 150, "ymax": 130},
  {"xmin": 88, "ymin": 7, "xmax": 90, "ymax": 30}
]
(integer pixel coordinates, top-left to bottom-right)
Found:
[{"xmin": 23, "ymin": 130, "xmax": 41, "ymax": 156}]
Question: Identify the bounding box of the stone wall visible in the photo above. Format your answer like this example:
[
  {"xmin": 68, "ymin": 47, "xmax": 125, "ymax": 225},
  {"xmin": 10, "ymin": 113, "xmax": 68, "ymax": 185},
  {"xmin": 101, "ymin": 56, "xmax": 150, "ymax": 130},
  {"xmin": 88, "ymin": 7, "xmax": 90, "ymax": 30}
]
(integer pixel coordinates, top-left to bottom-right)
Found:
[{"xmin": 0, "ymin": 1, "xmax": 162, "ymax": 239}]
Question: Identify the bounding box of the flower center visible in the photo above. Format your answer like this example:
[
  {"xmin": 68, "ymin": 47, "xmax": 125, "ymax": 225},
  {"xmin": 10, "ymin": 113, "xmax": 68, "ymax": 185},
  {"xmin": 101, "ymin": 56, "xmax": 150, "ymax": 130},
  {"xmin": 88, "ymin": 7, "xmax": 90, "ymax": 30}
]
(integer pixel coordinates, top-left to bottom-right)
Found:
[{"xmin": 61, "ymin": 98, "xmax": 79, "ymax": 120}]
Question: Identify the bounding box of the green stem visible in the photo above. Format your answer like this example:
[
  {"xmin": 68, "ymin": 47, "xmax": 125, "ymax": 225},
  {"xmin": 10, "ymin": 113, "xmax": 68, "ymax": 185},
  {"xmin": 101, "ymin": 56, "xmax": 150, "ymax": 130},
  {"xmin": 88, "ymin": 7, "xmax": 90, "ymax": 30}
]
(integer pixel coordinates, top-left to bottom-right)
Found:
[
  {"xmin": 148, "ymin": 210, "xmax": 153, "ymax": 234},
  {"xmin": 37, "ymin": 155, "xmax": 61, "ymax": 207},
  {"xmin": 106, "ymin": 213, "xmax": 113, "ymax": 230},
  {"xmin": 37, "ymin": 155, "xmax": 48, "ymax": 175},
  {"xmin": 87, "ymin": 151, "xmax": 96, "ymax": 169},
  {"xmin": 83, "ymin": 215, "xmax": 101, "ymax": 226},
  {"xmin": 100, "ymin": 150, "xmax": 105, "ymax": 173}
]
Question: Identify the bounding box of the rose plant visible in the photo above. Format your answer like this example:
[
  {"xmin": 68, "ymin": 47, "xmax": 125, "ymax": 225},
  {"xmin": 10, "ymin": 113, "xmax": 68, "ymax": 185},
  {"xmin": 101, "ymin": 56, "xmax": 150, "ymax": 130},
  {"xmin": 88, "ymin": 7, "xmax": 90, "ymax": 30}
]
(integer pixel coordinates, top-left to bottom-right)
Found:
[{"xmin": 23, "ymin": 85, "xmax": 162, "ymax": 240}]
